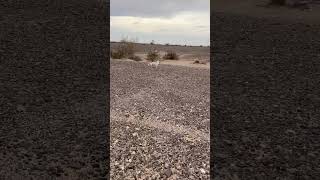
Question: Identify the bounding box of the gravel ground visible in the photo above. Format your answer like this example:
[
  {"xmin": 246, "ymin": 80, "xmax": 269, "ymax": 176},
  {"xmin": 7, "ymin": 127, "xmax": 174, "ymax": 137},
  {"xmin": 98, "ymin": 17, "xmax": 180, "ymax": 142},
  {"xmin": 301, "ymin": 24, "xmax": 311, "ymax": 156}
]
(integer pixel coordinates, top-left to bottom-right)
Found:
[
  {"xmin": 0, "ymin": 1, "xmax": 108, "ymax": 179},
  {"xmin": 110, "ymin": 60, "xmax": 210, "ymax": 179},
  {"xmin": 212, "ymin": 12, "xmax": 320, "ymax": 179}
]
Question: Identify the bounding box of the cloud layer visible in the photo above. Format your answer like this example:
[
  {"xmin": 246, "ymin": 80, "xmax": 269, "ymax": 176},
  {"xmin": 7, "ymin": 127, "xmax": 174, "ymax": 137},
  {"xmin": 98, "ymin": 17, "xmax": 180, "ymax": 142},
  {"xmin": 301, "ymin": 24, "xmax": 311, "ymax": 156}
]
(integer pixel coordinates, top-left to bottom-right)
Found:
[
  {"xmin": 110, "ymin": 0, "xmax": 210, "ymax": 46},
  {"xmin": 111, "ymin": 0, "xmax": 209, "ymax": 17}
]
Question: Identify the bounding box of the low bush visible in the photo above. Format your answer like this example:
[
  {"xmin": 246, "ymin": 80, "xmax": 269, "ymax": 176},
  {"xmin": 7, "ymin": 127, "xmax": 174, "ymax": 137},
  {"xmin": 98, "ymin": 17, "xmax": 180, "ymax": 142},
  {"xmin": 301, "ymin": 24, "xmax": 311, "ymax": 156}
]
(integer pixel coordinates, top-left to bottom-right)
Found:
[
  {"xmin": 147, "ymin": 49, "xmax": 160, "ymax": 62},
  {"xmin": 163, "ymin": 51, "xmax": 179, "ymax": 60},
  {"xmin": 129, "ymin": 55, "xmax": 142, "ymax": 61},
  {"xmin": 193, "ymin": 59, "xmax": 207, "ymax": 64},
  {"xmin": 110, "ymin": 37, "xmax": 136, "ymax": 59},
  {"xmin": 111, "ymin": 50, "xmax": 124, "ymax": 59}
]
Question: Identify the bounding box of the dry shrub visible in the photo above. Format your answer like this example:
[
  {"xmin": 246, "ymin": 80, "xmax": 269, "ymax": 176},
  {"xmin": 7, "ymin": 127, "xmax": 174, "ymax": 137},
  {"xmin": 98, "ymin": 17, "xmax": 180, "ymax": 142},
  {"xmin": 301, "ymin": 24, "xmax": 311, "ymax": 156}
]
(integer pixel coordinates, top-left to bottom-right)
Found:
[
  {"xmin": 147, "ymin": 49, "xmax": 160, "ymax": 62},
  {"xmin": 111, "ymin": 37, "xmax": 136, "ymax": 59},
  {"xmin": 193, "ymin": 59, "xmax": 207, "ymax": 64},
  {"xmin": 111, "ymin": 50, "xmax": 124, "ymax": 59},
  {"xmin": 163, "ymin": 51, "xmax": 179, "ymax": 60},
  {"xmin": 129, "ymin": 55, "xmax": 142, "ymax": 61}
]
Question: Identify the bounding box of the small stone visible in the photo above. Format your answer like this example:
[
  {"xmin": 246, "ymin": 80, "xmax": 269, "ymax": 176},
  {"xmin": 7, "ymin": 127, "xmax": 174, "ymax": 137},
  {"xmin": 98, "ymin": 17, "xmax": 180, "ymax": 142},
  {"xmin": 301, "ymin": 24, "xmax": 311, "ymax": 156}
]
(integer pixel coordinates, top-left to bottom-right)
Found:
[
  {"xmin": 188, "ymin": 168, "xmax": 194, "ymax": 174},
  {"xmin": 200, "ymin": 168, "xmax": 206, "ymax": 174},
  {"xmin": 164, "ymin": 169, "xmax": 172, "ymax": 177},
  {"xmin": 132, "ymin": 132, "xmax": 138, "ymax": 137},
  {"xmin": 164, "ymin": 161, "xmax": 172, "ymax": 167},
  {"xmin": 170, "ymin": 168, "xmax": 177, "ymax": 174},
  {"xmin": 285, "ymin": 129, "xmax": 296, "ymax": 135},
  {"xmin": 17, "ymin": 105, "xmax": 26, "ymax": 112},
  {"xmin": 168, "ymin": 174, "xmax": 178, "ymax": 180}
]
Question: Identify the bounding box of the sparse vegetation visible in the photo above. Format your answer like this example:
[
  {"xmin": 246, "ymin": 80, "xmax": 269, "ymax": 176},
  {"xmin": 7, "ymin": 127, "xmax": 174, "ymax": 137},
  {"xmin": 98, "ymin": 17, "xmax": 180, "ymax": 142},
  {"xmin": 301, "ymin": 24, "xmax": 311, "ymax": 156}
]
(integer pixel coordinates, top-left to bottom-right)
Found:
[
  {"xmin": 193, "ymin": 59, "xmax": 207, "ymax": 64},
  {"xmin": 147, "ymin": 49, "xmax": 160, "ymax": 62},
  {"xmin": 129, "ymin": 55, "xmax": 142, "ymax": 61},
  {"xmin": 111, "ymin": 50, "xmax": 124, "ymax": 59},
  {"xmin": 111, "ymin": 37, "xmax": 136, "ymax": 59},
  {"xmin": 163, "ymin": 51, "xmax": 179, "ymax": 60}
]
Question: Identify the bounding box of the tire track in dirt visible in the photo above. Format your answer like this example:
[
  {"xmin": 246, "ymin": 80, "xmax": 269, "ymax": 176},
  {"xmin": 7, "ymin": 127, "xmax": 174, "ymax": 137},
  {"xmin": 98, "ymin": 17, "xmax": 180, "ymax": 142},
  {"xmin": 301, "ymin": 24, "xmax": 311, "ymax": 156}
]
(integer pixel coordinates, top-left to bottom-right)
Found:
[{"xmin": 111, "ymin": 110, "xmax": 209, "ymax": 143}]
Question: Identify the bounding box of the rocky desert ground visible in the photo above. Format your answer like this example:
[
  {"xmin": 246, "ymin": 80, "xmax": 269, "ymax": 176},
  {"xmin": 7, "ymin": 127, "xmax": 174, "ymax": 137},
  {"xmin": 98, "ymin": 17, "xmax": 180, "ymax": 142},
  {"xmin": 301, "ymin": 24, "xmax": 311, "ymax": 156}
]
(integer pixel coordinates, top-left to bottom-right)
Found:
[
  {"xmin": 212, "ymin": 1, "xmax": 320, "ymax": 179},
  {"xmin": 110, "ymin": 59, "xmax": 210, "ymax": 179}
]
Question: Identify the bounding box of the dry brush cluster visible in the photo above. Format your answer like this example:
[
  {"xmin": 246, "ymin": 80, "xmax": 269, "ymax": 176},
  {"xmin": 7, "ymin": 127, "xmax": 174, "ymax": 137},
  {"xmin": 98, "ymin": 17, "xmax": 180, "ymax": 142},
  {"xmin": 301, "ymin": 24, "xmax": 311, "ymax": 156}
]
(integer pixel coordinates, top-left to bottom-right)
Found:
[{"xmin": 111, "ymin": 38, "xmax": 142, "ymax": 61}]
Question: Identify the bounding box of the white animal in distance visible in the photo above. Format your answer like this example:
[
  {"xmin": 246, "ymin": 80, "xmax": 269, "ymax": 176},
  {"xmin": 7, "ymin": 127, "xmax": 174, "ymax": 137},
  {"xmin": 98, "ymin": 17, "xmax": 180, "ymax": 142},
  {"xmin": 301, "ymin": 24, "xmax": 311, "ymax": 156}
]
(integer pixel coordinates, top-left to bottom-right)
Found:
[{"xmin": 148, "ymin": 60, "xmax": 160, "ymax": 68}]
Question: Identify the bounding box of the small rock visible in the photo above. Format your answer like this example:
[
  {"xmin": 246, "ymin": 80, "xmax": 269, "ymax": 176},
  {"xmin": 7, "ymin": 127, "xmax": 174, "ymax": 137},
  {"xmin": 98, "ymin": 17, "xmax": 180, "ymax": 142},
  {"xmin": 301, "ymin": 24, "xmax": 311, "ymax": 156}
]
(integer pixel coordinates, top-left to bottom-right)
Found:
[
  {"xmin": 17, "ymin": 105, "xmax": 26, "ymax": 112},
  {"xmin": 200, "ymin": 168, "xmax": 206, "ymax": 174},
  {"xmin": 188, "ymin": 168, "xmax": 194, "ymax": 174},
  {"xmin": 164, "ymin": 163, "xmax": 169, "ymax": 168},
  {"xmin": 132, "ymin": 132, "xmax": 138, "ymax": 137},
  {"xmin": 164, "ymin": 169, "xmax": 172, "ymax": 177},
  {"xmin": 168, "ymin": 174, "xmax": 178, "ymax": 180},
  {"xmin": 285, "ymin": 129, "xmax": 296, "ymax": 135}
]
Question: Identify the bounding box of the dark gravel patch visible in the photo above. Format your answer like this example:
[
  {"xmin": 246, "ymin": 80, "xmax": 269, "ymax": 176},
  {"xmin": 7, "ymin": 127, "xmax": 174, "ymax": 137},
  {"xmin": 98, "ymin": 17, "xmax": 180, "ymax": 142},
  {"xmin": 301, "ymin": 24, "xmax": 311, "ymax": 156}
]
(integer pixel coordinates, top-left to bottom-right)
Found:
[
  {"xmin": 0, "ymin": 0, "xmax": 109, "ymax": 179},
  {"xmin": 212, "ymin": 12, "xmax": 320, "ymax": 179}
]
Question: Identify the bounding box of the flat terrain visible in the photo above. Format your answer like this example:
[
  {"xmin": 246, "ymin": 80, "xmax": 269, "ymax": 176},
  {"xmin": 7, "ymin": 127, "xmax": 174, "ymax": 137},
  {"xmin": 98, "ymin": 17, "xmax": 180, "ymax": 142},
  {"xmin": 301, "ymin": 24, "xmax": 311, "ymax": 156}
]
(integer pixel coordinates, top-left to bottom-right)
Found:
[
  {"xmin": 111, "ymin": 42, "xmax": 210, "ymax": 56},
  {"xmin": 110, "ymin": 59, "xmax": 210, "ymax": 179},
  {"xmin": 212, "ymin": 4, "xmax": 320, "ymax": 179},
  {"xmin": 111, "ymin": 42, "xmax": 210, "ymax": 69}
]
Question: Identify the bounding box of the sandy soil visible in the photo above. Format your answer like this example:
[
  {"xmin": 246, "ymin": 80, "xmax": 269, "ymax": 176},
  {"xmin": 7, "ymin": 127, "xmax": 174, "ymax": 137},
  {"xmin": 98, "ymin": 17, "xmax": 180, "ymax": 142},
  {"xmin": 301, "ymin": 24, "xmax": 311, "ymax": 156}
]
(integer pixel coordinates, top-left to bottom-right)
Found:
[{"xmin": 116, "ymin": 58, "xmax": 210, "ymax": 69}]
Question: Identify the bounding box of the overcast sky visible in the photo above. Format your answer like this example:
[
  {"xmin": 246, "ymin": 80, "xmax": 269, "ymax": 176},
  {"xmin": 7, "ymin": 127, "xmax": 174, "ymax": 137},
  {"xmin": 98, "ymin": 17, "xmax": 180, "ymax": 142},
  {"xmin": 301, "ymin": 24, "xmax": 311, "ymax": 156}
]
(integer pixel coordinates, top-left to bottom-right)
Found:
[{"xmin": 110, "ymin": 0, "xmax": 210, "ymax": 46}]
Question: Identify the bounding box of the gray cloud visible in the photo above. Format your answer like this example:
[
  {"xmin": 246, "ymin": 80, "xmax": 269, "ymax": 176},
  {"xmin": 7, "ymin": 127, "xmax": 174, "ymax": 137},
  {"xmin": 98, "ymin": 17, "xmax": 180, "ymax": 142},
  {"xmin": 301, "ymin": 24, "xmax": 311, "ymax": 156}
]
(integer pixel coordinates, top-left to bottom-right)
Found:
[{"xmin": 111, "ymin": 0, "xmax": 209, "ymax": 17}]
